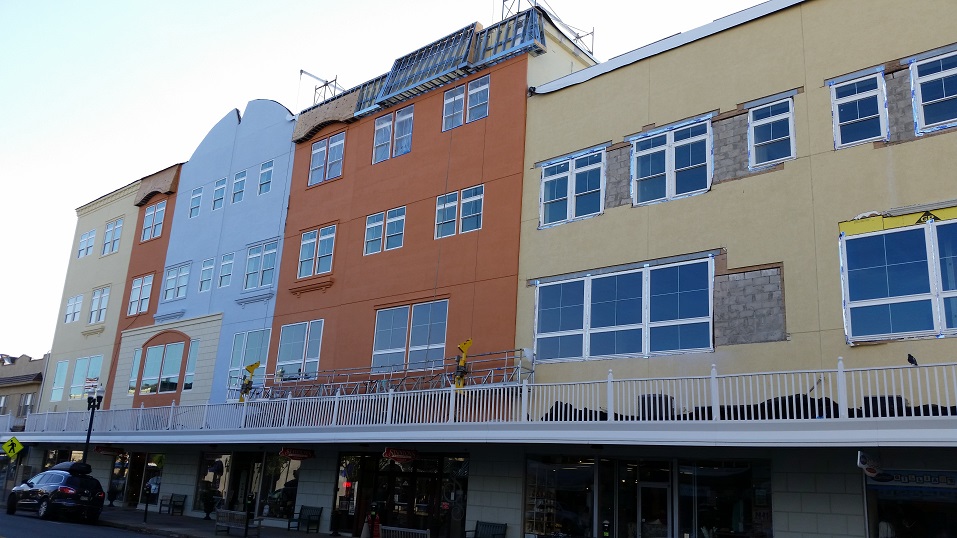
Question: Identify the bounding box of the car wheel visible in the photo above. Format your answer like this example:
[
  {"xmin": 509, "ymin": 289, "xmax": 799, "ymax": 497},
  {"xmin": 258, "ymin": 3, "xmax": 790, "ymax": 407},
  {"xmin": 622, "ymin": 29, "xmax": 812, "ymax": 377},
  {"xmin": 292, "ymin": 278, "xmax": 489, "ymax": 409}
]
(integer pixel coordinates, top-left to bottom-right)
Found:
[
  {"xmin": 5, "ymin": 494, "xmax": 15, "ymax": 515},
  {"xmin": 37, "ymin": 498, "xmax": 52, "ymax": 520}
]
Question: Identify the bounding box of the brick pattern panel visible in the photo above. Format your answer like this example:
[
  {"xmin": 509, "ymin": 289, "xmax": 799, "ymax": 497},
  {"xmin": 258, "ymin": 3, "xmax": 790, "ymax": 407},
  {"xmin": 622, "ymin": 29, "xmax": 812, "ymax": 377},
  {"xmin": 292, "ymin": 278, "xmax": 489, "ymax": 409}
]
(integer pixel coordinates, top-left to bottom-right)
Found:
[
  {"xmin": 604, "ymin": 145, "xmax": 632, "ymax": 208},
  {"xmin": 886, "ymin": 69, "xmax": 917, "ymax": 144},
  {"xmin": 772, "ymin": 449, "xmax": 865, "ymax": 538},
  {"xmin": 713, "ymin": 113, "xmax": 750, "ymax": 183},
  {"xmin": 714, "ymin": 267, "xmax": 786, "ymax": 346}
]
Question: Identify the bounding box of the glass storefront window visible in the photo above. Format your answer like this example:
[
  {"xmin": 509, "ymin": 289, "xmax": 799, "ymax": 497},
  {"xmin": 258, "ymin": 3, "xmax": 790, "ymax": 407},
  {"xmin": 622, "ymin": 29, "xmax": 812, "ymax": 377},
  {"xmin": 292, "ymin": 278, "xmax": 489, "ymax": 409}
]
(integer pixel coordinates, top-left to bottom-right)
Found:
[
  {"xmin": 866, "ymin": 469, "xmax": 957, "ymax": 537},
  {"xmin": 525, "ymin": 456, "xmax": 596, "ymax": 538},
  {"xmin": 676, "ymin": 460, "xmax": 772, "ymax": 538}
]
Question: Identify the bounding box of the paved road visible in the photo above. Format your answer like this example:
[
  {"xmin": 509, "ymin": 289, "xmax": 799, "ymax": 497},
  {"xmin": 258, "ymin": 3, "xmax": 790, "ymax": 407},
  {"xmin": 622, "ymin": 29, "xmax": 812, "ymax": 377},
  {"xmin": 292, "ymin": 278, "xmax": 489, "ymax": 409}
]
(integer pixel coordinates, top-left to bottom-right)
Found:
[{"xmin": 0, "ymin": 510, "xmax": 138, "ymax": 538}]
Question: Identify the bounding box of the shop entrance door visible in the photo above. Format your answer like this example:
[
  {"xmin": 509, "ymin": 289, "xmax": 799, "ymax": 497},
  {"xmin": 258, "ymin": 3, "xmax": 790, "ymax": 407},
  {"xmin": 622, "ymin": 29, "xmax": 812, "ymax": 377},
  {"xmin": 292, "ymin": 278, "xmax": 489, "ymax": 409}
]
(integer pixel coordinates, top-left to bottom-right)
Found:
[{"xmin": 638, "ymin": 484, "xmax": 671, "ymax": 538}]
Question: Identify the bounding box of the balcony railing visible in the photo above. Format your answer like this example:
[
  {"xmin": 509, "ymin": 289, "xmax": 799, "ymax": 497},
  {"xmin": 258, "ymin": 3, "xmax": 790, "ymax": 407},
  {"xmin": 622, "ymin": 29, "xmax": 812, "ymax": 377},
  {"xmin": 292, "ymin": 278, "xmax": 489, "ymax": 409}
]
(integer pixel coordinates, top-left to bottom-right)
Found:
[{"xmin": 12, "ymin": 358, "xmax": 957, "ymax": 436}]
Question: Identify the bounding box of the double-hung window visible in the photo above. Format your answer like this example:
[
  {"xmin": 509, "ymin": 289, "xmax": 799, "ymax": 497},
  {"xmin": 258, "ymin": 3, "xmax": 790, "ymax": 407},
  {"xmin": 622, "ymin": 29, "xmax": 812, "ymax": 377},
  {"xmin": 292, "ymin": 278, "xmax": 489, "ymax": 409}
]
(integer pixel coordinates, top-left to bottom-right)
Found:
[
  {"xmin": 140, "ymin": 342, "xmax": 184, "ymax": 394},
  {"xmin": 229, "ymin": 329, "xmax": 269, "ymax": 386},
  {"xmin": 232, "ymin": 171, "xmax": 246, "ymax": 203},
  {"xmin": 830, "ymin": 74, "xmax": 888, "ymax": 147},
  {"xmin": 77, "ymin": 230, "xmax": 95, "ymax": 258},
  {"xmin": 64, "ymin": 295, "xmax": 83, "ymax": 323},
  {"xmin": 467, "ymin": 75, "xmax": 490, "ymax": 122},
  {"xmin": 17, "ymin": 393, "xmax": 34, "ymax": 417},
  {"xmin": 218, "ymin": 253, "xmax": 234, "ymax": 287},
  {"xmin": 443, "ymin": 75, "xmax": 490, "ymax": 130},
  {"xmin": 298, "ymin": 226, "xmax": 336, "ymax": 277},
  {"xmin": 541, "ymin": 151, "xmax": 604, "ymax": 226},
  {"xmin": 435, "ymin": 185, "xmax": 484, "ymax": 239},
  {"xmin": 50, "ymin": 361, "xmax": 68, "ymax": 401},
  {"xmin": 841, "ymin": 218, "xmax": 957, "ymax": 341},
  {"xmin": 199, "ymin": 258, "xmax": 214, "ymax": 292},
  {"xmin": 912, "ymin": 51, "xmax": 957, "ymax": 133},
  {"xmin": 373, "ymin": 105, "xmax": 414, "ymax": 163},
  {"xmin": 632, "ymin": 119, "xmax": 711, "ymax": 204},
  {"xmin": 128, "ymin": 274, "xmax": 153, "ymax": 315},
  {"xmin": 367, "ymin": 207, "xmax": 407, "ymax": 254},
  {"xmin": 212, "ymin": 178, "xmax": 227, "ymax": 210},
  {"xmin": 277, "ymin": 319, "xmax": 324, "ymax": 379},
  {"xmin": 189, "ymin": 187, "xmax": 202, "ymax": 218},
  {"xmin": 142, "ymin": 200, "xmax": 166, "ymax": 241},
  {"xmin": 69, "ymin": 355, "xmax": 102, "ymax": 400},
  {"xmin": 309, "ymin": 132, "xmax": 345, "ymax": 186},
  {"xmin": 460, "ymin": 185, "xmax": 484, "ymax": 233},
  {"xmin": 163, "ymin": 264, "xmax": 190, "ymax": 300},
  {"xmin": 89, "ymin": 286, "xmax": 110, "ymax": 324},
  {"xmin": 244, "ymin": 240, "xmax": 278, "ymax": 289},
  {"xmin": 443, "ymin": 86, "xmax": 465, "ymax": 131},
  {"xmin": 102, "ymin": 218, "xmax": 123, "ymax": 255},
  {"xmin": 372, "ymin": 299, "xmax": 448, "ymax": 372},
  {"xmin": 535, "ymin": 258, "xmax": 713, "ymax": 361},
  {"xmin": 749, "ymin": 98, "xmax": 795, "ymax": 168},
  {"xmin": 258, "ymin": 160, "xmax": 273, "ymax": 195},
  {"xmin": 435, "ymin": 193, "xmax": 458, "ymax": 239}
]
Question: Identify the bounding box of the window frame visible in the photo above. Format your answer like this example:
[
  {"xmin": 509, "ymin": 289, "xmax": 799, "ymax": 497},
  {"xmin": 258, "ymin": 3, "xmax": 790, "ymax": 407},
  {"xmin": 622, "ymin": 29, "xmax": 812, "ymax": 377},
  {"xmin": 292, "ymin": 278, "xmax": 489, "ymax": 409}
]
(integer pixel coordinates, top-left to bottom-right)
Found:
[
  {"xmin": 163, "ymin": 264, "xmax": 190, "ymax": 301},
  {"xmin": 442, "ymin": 85, "xmax": 465, "ymax": 131},
  {"xmin": 50, "ymin": 360, "xmax": 68, "ymax": 401},
  {"xmin": 232, "ymin": 171, "xmax": 246, "ymax": 204},
  {"xmin": 276, "ymin": 319, "xmax": 324, "ymax": 380},
  {"xmin": 89, "ymin": 286, "xmax": 110, "ymax": 324},
  {"xmin": 218, "ymin": 253, "xmax": 234, "ymax": 288},
  {"xmin": 244, "ymin": 240, "xmax": 279, "ymax": 290},
  {"xmin": 68, "ymin": 355, "xmax": 102, "ymax": 400},
  {"xmin": 372, "ymin": 299, "xmax": 449, "ymax": 372},
  {"xmin": 229, "ymin": 329, "xmax": 270, "ymax": 387},
  {"xmin": 748, "ymin": 98, "xmax": 796, "ymax": 169},
  {"xmin": 466, "ymin": 74, "xmax": 490, "ymax": 123},
  {"xmin": 212, "ymin": 178, "xmax": 227, "ymax": 210},
  {"xmin": 258, "ymin": 160, "xmax": 273, "ymax": 195},
  {"xmin": 189, "ymin": 187, "xmax": 202, "ymax": 218},
  {"xmin": 830, "ymin": 73, "xmax": 888, "ymax": 148},
  {"xmin": 308, "ymin": 132, "xmax": 346, "ymax": 186},
  {"xmin": 199, "ymin": 258, "xmax": 214, "ymax": 292},
  {"xmin": 912, "ymin": 50, "xmax": 957, "ymax": 133},
  {"xmin": 77, "ymin": 230, "xmax": 95, "ymax": 258},
  {"xmin": 128, "ymin": 274, "xmax": 153, "ymax": 316},
  {"xmin": 459, "ymin": 185, "xmax": 484, "ymax": 233},
  {"xmin": 372, "ymin": 105, "xmax": 414, "ymax": 164},
  {"xmin": 364, "ymin": 213, "xmax": 384, "ymax": 255},
  {"xmin": 102, "ymin": 218, "xmax": 123, "ymax": 255},
  {"xmin": 539, "ymin": 150, "xmax": 606, "ymax": 227},
  {"xmin": 435, "ymin": 192, "xmax": 458, "ymax": 239},
  {"xmin": 631, "ymin": 119, "xmax": 713, "ymax": 205},
  {"xmin": 298, "ymin": 226, "xmax": 336, "ymax": 278},
  {"xmin": 64, "ymin": 294, "xmax": 83, "ymax": 323},
  {"xmin": 141, "ymin": 200, "xmax": 166, "ymax": 241},
  {"xmin": 139, "ymin": 342, "xmax": 185, "ymax": 395}
]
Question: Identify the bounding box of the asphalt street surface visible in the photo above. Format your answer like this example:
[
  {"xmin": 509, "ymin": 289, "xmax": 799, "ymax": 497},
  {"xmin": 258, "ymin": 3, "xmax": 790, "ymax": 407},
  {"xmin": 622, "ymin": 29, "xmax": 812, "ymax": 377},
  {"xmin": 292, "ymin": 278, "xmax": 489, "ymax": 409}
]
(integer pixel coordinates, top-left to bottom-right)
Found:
[{"xmin": 0, "ymin": 510, "xmax": 138, "ymax": 537}]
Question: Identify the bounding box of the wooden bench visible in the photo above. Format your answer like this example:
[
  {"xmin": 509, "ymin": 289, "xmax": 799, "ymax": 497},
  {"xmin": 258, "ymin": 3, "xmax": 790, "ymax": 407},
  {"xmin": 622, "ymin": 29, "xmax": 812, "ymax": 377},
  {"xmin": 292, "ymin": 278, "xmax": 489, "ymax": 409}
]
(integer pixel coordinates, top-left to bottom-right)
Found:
[
  {"xmin": 380, "ymin": 525, "xmax": 430, "ymax": 538},
  {"xmin": 215, "ymin": 509, "xmax": 263, "ymax": 537},
  {"xmin": 287, "ymin": 505, "xmax": 322, "ymax": 533},
  {"xmin": 159, "ymin": 493, "xmax": 187, "ymax": 515},
  {"xmin": 466, "ymin": 521, "xmax": 507, "ymax": 538}
]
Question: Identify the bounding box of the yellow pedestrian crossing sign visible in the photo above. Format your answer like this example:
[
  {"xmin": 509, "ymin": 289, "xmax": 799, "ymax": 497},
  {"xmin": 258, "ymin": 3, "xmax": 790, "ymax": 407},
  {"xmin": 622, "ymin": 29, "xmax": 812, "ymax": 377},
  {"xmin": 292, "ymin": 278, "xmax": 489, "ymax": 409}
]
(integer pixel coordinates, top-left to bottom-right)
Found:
[{"xmin": 2, "ymin": 436, "xmax": 23, "ymax": 458}]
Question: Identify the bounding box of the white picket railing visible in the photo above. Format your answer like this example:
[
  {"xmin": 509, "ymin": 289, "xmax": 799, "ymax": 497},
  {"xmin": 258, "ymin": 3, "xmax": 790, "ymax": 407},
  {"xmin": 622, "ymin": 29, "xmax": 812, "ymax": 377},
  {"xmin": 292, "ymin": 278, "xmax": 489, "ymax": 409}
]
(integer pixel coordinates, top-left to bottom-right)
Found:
[{"xmin": 11, "ymin": 358, "xmax": 957, "ymax": 435}]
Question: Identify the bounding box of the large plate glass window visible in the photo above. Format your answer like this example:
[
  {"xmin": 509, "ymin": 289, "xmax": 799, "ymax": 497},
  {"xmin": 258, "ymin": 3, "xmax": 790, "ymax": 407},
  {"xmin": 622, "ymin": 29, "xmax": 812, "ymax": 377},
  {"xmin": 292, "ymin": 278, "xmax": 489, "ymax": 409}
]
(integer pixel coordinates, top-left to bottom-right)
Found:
[
  {"xmin": 372, "ymin": 300, "xmax": 448, "ymax": 372},
  {"xmin": 276, "ymin": 319, "xmax": 324, "ymax": 380}
]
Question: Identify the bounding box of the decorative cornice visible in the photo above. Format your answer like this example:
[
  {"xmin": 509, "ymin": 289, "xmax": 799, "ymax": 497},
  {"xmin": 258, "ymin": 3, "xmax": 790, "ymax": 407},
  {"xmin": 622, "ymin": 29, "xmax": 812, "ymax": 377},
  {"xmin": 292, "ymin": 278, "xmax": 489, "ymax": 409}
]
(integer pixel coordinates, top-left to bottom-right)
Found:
[
  {"xmin": 81, "ymin": 326, "xmax": 106, "ymax": 337},
  {"xmin": 289, "ymin": 277, "xmax": 334, "ymax": 297},
  {"xmin": 154, "ymin": 310, "xmax": 186, "ymax": 323},
  {"xmin": 235, "ymin": 291, "xmax": 275, "ymax": 307},
  {"xmin": 76, "ymin": 181, "xmax": 141, "ymax": 216}
]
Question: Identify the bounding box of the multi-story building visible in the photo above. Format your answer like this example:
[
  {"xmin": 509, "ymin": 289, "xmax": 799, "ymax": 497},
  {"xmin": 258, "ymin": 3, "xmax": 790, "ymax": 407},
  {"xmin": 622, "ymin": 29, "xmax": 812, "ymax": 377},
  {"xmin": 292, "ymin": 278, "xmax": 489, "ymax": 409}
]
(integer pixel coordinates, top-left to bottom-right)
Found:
[{"xmin": 0, "ymin": 353, "xmax": 44, "ymax": 492}]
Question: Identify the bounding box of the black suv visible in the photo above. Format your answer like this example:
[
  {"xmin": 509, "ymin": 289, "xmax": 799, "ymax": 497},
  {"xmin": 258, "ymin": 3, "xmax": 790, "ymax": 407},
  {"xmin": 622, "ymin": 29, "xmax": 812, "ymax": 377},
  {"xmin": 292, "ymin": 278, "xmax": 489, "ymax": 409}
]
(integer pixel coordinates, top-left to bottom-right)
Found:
[{"xmin": 6, "ymin": 461, "xmax": 105, "ymax": 522}]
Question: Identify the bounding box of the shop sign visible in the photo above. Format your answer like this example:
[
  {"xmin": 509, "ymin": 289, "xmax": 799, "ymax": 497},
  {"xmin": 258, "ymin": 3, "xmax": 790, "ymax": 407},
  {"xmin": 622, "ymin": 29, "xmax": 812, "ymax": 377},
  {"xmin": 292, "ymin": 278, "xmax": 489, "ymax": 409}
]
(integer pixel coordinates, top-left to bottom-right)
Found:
[
  {"xmin": 383, "ymin": 447, "xmax": 418, "ymax": 463},
  {"xmin": 94, "ymin": 446, "xmax": 124, "ymax": 456},
  {"xmin": 279, "ymin": 448, "xmax": 315, "ymax": 460},
  {"xmin": 857, "ymin": 451, "xmax": 883, "ymax": 477}
]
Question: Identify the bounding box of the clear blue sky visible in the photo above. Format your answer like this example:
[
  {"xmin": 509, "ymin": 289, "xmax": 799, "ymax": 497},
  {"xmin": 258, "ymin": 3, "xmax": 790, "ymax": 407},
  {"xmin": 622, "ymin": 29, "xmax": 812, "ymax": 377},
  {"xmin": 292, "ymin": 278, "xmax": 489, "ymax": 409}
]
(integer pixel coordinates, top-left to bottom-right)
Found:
[{"xmin": 0, "ymin": 0, "xmax": 761, "ymax": 358}]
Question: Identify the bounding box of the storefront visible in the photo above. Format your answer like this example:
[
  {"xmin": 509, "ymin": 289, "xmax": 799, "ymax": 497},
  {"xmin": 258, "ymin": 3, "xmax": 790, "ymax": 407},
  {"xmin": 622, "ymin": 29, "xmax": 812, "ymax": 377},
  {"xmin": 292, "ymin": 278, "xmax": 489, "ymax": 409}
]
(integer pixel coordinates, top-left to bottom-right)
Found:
[
  {"xmin": 192, "ymin": 450, "xmax": 302, "ymax": 518},
  {"xmin": 866, "ymin": 469, "xmax": 957, "ymax": 537}
]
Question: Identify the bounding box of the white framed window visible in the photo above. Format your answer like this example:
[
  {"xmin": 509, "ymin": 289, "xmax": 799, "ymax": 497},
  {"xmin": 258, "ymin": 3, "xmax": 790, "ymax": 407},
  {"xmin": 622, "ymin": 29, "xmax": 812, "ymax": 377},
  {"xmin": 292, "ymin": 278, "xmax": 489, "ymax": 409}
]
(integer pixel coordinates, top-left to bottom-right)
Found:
[
  {"xmin": 50, "ymin": 360, "xmax": 68, "ymax": 401},
  {"xmin": 77, "ymin": 230, "xmax": 95, "ymax": 258},
  {"xmin": 443, "ymin": 86, "xmax": 465, "ymax": 131},
  {"xmin": 298, "ymin": 226, "xmax": 336, "ymax": 278},
  {"xmin": 435, "ymin": 192, "xmax": 458, "ymax": 239},
  {"xmin": 841, "ymin": 219, "xmax": 957, "ymax": 342},
  {"xmin": 277, "ymin": 319, "xmax": 324, "ymax": 379},
  {"xmin": 540, "ymin": 151, "xmax": 604, "ymax": 226},
  {"xmin": 212, "ymin": 178, "xmax": 227, "ymax": 210},
  {"xmin": 0, "ymin": 395, "xmax": 5, "ymax": 415},
  {"xmin": 89, "ymin": 286, "xmax": 110, "ymax": 324},
  {"xmin": 184, "ymin": 339, "xmax": 198, "ymax": 390},
  {"xmin": 258, "ymin": 160, "xmax": 273, "ymax": 195},
  {"xmin": 140, "ymin": 342, "xmax": 184, "ymax": 395},
  {"xmin": 467, "ymin": 75, "xmax": 490, "ymax": 122},
  {"xmin": 535, "ymin": 258, "xmax": 714, "ymax": 361},
  {"xmin": 64, "ymin": 295, "xmax": 83, "ymax": 323},
  {"xmin": 163, "ymin": 264, "xmax": 190, "ymax": 300},
  {"xmin": 189, "ymin": 187, "xmax": 202, "ymax": 218},
  {"xmin": 128, "ymin": 274, "xmax": 153, "ymax": 315},
  {"xmin": 372, "ymin": 299, "xmax": 448, "ymax": 372},
  {"xmin": 309, "ymin": 132, "xmax": 346, "ymax": 186},
  {"xmin": 443, "ymin": 75, "xmax": 490, "ymax": 131},
  {"xmin": 229, "ymin": 329, "xmax": 269, "ymax": 387},
  {"xmin": 102, "ymin": 218, "xmax": 123, "ymax": 255},
  {"xmin": 141, "ymin": 200, "xmax": 166, "ymax": 241},
  {"xmin": 69, "ymin": 355, "xmax": 102, "ymax": 400},
  {"xmin": 16, "ymin": 393, "xmax": 33, "ymax": 417},
  {"xmin": 633, "ymin": 120, "xmax": 712, "ymax": 204},
  {"xmin": 244, "ymin": 240, "xmax": 278, "ymax": 289},
  {"xmin": 460, "ymin": 185, "xmax": 484, "ymax": 233},
  {"xmin": 232, "ymin": 171, "xmax": 246, "ymax": 203},
  {"xmin": 912, "ymin": 51, "xmax": 957, "ymax": 133},
  {"xmin": 199, "ymin": 258, "xmax": 214, "ymax": 292},
  {"xmin": 364, "ymin": 213, "xmax": 384, "ymax": 255},
  {"xmin": 365, "ymin": 208, "xmax": 406, "ymax": 255},
  {"xmin": 219, "ymin": 253, "xmax": 234, "ymax": 288},
  {"xmin": 830, "ymin": 74, "xmax": 888, "ymax": 148},
  {"xmin": 128, "ymin": 349, "xmax": 140, "ymax": 395},
  {"xmin": 749, "ymin": 98, "xmax": 795, "ymax": 168},
  {"xmin": 373, "ymin": 105, "xmax": 414, "ymax": 163}
]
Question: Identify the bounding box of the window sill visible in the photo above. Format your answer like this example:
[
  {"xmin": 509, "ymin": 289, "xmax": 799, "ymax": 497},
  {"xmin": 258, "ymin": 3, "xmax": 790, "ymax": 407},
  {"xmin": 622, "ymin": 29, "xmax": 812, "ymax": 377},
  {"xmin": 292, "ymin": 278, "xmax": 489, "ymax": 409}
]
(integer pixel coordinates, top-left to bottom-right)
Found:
[
  {"xmin": 748, "ymin": 156, "xmax": 793, "ymax": 172},
  {"xmin": 289, "ymin": 276, "xmax": 334, "ymax": 297},
  {"xmin": 235, "ymin": 291, "xmax": 275, "ymax": 307},
  {"xmin": 538, "ymin": 211, "xmax": 604, "ymax": 230},
  {"xmin": 154, "ymin": 310, "xmax": 186, "ymax": 323},
  {"xmin": 306, "ymin": 175, "xmax": 344, "ymax": 189}
]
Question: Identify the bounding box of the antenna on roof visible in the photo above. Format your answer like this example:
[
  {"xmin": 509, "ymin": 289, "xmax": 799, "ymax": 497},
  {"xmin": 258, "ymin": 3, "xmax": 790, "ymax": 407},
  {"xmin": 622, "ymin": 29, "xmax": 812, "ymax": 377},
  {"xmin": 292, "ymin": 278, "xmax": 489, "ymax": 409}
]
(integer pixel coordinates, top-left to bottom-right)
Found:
[
  {"xmin": 501, "ymin": 0, "xmax": 527, "ymax": 20},
  {"xmin": 300, "ymin": 70, "xmax": 347, "ymax": 106}
]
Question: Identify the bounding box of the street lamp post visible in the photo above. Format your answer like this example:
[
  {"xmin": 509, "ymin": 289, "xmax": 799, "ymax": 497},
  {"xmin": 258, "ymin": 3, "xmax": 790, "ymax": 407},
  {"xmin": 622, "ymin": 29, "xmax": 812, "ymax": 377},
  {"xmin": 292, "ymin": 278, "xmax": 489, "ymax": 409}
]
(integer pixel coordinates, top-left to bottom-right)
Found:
[{"xmin": 81, "ymin": 387, "xmax": 105, "ymax": 465}]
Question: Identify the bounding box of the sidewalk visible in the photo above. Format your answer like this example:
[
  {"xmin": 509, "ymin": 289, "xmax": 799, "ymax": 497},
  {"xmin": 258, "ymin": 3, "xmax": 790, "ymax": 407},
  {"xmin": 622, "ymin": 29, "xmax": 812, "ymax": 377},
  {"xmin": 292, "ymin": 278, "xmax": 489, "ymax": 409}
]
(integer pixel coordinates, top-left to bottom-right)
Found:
[{"xmin": 99, "ymin": 505, "xmax": 330, "ymax": 538}]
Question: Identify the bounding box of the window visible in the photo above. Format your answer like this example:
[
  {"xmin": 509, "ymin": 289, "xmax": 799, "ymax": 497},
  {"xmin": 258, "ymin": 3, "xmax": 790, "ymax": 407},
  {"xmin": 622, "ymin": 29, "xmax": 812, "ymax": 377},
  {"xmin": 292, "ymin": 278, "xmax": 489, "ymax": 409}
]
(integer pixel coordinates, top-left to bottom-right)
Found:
[
  {"xmin": 129, "ymin": 349, "xmax": 141, "ymax": 395},
  {"xmin": 372, "ymin": 300, "xmax": 448, "ymax": 372},
  {"xmin": 140, "ymin": 342, "xmax": 184, "ymax": 394},
  {"xmin": 244, "ymin": 240, "xmax": 278, "ymax": 289},
  {"xmin": 535, "ymin": 258, "xmax": 713, "ymax": 361},
  {"xmin": 69, "ymin": 355, "xmax": 102, "ymax": 400},
  {"xmin": 128, "ymin": 274, "xmax": 153, "ymax": 315},
  {"xmin": 232, "ymin": 171, "xmax": 246, "ymax": 203},
  {"xmin": 364, "ymin": 207, "xmax": 406, "ymax": 255},
  {"xmin": 17, "ymin": 393, "xmax": 34, "ymax": 417},
  {"xmin": 364, "ymin": 213, "xmax": 384, "ymax": 255},
  {"xmin": 229, "ymin": 329, "xmax": 269, "ymax": 386},
  {"xmin": 258, "ymin": 160, "xmax": 273, "ymax": 195},
  {"xmin": 218, "ymin": 253, "xmax": 234, "ymax": 288},
  {"xmin": 199, "ymin": 258, "xmax": 214, "ymax": 292},
  {"xmin": 102, "ymin": 218, "xmax": 123, "ymax": 255},
  {"xmin": 297, "ymin": 226, "xmax": 335, "ymax": 278},
  {"xmin": 189, "ymin": 187, "xmax": 202, "ymax": 218},
  {"xmin": 0, "ymin": 395, "xmax": 5, "ymax": 415},
  {"xmin": 77, "ymin": 230, "xmax": 95, "ymax": 258},
  {"xmin": 633, "ymin": 120, "xmax": 711, "ymax": 204},
  {"xmin": 443, "ymin": 86, "xmax": 465, "ymax": 131},
  {"xmin": 142, "ymin": 200, "xmax": 166, "ymax": 241},
  {"xmin": 51, "ymin": 361, "xmax": 68, "ymax": 401},
  {"xmin": 841, "ymin": 219, "xmax": 957, "ymax": 341},
  {"xmin": 541, "ymin": 151, "xmax": 604, "ymax": 226},
  {"xmin": 442, "ymin": 75, "xmax": 490, "ymax": 131},
  {"xmin": 460, "ymin": 185, "xmax": 484, "ymax": 233},
  {"xmin": 89, "ymin": 286, "xmax": 110, "ymax": 324},
  {"xmin": 467, "ymin": 75, "xmax": 490, "ymax": 122},
  {"xmin": 277, "ymin": 319, "xmax": 324, "ymax": 379},
  {"xmin": 184, "ymin": 340, "xmax": 198, "ymax": 390},
  {"xmin": 163, "ymin": 265, "xmax": 190, "ymax": 300},
  {"xmin": 435, "ymin": 185, "xmax": 484, "ymax": 238},
  {"xmin": 912, "ymin": 51, "xmax": 957, "ymax": 132},
  {"xmin": 212, "ymin": 178, "xmax": 227, "ymax": 210},
  {"xmin": 373, "ymin": 105, "xmax": 414, "ymax": 163},
  {"xmin": 64, "ymin": 295, "xmax": 83, "ymax": 323},
  {"xmin": 830, "ymin": 74, "xmax": 887, "ymax": 147},
  {"xmin": 308, "ymin": 132, "xmax": 345, "ymax": 186},
  {"xmin": 749, "ymin": 98, "xmax": 795, "ymax": 168},
  {"xmin": 435, "ymin": 193, "xmax": 458, "ymax": 238}
]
